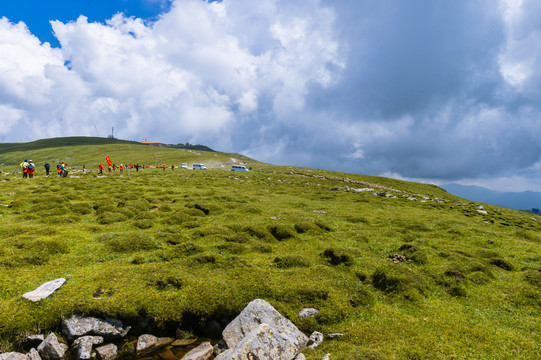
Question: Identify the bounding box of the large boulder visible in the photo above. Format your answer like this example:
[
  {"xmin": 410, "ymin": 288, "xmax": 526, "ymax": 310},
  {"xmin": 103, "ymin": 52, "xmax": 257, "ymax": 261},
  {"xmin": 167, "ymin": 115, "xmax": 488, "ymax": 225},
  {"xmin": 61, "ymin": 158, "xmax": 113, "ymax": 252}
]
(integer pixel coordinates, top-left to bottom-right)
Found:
[
  {"xmin": 222, "ymin": 299, "xmax": 308, "ymax": 350},
  {"xmin": 180, "ymin": 342, "xmax": 214, "ymax": 360},
  {"xmin": 62, "ymin": 316, "xmax": 130, "ymax": 342},
  {"xmin": 0, "ymin": 353, "xmax": 30, "ymax": 360},
  {"xmin": 216, "ymin": 323, "xmax": 302, "ymax": 360},
  {"xmin": 37, "ymin": 333, "xmax": 67, "ymax": 360}
]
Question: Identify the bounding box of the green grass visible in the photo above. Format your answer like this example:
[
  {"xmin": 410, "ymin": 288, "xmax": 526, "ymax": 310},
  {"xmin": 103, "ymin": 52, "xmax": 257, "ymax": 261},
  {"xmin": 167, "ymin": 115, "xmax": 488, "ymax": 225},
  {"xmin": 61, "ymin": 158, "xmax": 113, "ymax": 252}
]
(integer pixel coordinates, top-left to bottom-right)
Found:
[{"xmin": 0, "ymin": 137, "xmax": 540, "ymax": 359}]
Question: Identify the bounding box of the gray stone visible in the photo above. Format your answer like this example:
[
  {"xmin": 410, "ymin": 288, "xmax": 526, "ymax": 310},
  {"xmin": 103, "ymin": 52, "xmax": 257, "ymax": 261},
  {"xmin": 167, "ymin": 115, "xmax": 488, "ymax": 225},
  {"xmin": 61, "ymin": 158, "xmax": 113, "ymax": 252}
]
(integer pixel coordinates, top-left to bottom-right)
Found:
[
  {"xmin": 37, "ymin": 333, "xmax": 67, "ymax": 360},
  {"xmin": 135, "ymin": 334, "xmax": 173, "ymax": 358},
  {"xmin": 215, "ymin": 323, "xmax": 302, "ymax": 360},
  {"xmin": 298, "ymin": 308, "xmax": 319, "ymax": 318},
  {"xmin": 294, "ymin": 354, "xmax": 306, "ymax": 360},
  {"xmin": 71, "ymin": 336, "xmax": 104, "ymax": 360},
  {"xmin": 180, "ymin": 342, "xmax": 214, "ymax": 360},
  {"xmin": 26, "ymin": 335, "xmax": 45, "ymax": 349},
  {"xmin": 322, "ymin": 354, "xmax": 330, "ymax": 360},
  {"xmin": 26, "ymin": 349, "xmax": 41, "ymax": 360},
  {"xmin": 95, "ymin": 344, "xmax": 117, "ymax": 360},
  {"xmin": 22, "ymin": 279, "xmax": 66, "ymax": 302},
  {"xmin": 222, "ymin": 299, "xmax": 308, "ymax": 350},
  {"xmin": 0, "ymin": 353, "xmax": 30, "ymax": 360},
  {"xmin": 62, "ymin": 316, "xmax": 130, "ymax": 341},
  {"xmin": 327, "ymin": 333, "xmax": 343, "ymax": 339},
  {"xmin": 307, "ymin": 331, "xmax": 323, "ymax": 349},
  {"xmin": 135, "ymin": 334, "xmax": 157, "ymax": 358}
]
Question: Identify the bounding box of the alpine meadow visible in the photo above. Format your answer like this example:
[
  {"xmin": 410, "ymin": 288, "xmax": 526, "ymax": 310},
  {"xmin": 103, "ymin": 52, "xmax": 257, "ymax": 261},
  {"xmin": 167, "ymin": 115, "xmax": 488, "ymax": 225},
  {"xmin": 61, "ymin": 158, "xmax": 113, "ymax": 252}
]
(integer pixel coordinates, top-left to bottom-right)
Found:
[{"xmin": 0, "ymin": 137, "xmax": 539, "ymax": 360}]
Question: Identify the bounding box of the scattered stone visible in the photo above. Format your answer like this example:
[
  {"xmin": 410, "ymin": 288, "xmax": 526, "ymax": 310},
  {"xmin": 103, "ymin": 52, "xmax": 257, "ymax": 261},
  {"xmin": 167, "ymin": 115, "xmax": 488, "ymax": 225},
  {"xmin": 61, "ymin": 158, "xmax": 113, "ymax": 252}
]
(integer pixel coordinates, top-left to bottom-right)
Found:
[
  {"xmin": 180, "ymin": 341, "xmax": 213, "ymax": 360},
  {"xmin": 213, "ymin": 340, "xmax": 228, "ymax": 357},
  {"xmin": 351, "ymin": 188, "xmax": 374, "ymax": 192},
  {"xmin": 298, "ymin": 308, "xmax": 319, "ymax": 318},
  {"xmin": 95, "ymin": 344, "xmax": 117, "ymax": 360},
  {"xmin": 307, "ymin": 332, "xmax": 323, "ymax": 349},
  {"xmin": 26, "ymin": 349, "xmax": 40, "ymax": 360},
  {"xmin": 22, "ymin": 279, "xmax": 66, "ymax": 302},
  {"xmin": 0, "ymin": 353, "xmax": 30, "ymax": 360},
  {"xmin": 171, "ymin": 339, "xmax": 198, "ymax": 347},
  {"xmin": 221, "ymin": 299, "xmax": 309, "ymax": 350},
  {"xmin": 72, "ymin": 336, "xmax": 104, "ymax": 360},
  {"xmin": 327, "ymin": 333, "xmax": 343, "ymax": 339},
  {"xmin": 37, "ymin": 333, "xmax": 67, "ymax": 360},
  {"xmin": 407, "ymin": 197, "xmax": 417, "ymax": 201},
  {"xmin": 478, "ymin": 210, "xmax": 488, "ymax": 215},
  {"xmin": 25, "ymin": 335, "xmax": 45, "ymax": 349},
  {"xmin": 62, "ymin": 316, "xmax": 130, "ymax": 342},
  {"xmin": 322, "ymin": 354, "xmax": 331, "ymax": 360},
  {"xmin": 135, "ymin": 335, "xmax": 172, "ymax": 358},
  {"xmin": 313, "ymin": 210, "xmax": 327, "ymax": 214},
  {"xmin": 69, "ymin": 176, "xmax": 80, "ymax": 178},
  {"xmin": 157, "ymin": 348, "xmax": 176, "ymax": 360},
  {"xmin": 216, "ymin": 323, "xmax": 302, "ymax": 360},
  {"xmin": 387, "ymin": 254, "xmax": 408, "ymax": 264},
  {"xmin": 294, "ymin": 354, "xmax": 306, "ymax": 360}
]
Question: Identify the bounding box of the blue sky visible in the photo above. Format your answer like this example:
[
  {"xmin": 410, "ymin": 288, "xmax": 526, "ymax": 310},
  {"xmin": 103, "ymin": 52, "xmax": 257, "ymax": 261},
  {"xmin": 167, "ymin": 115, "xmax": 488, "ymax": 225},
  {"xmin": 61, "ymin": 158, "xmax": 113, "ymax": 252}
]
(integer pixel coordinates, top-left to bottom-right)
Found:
[
  {"xmin": 1, "ymin": 0, "xmax": 541, "ymax": 192},
  {"xmin": 1, "ymin": 0, "xmax": 172, "ymax": 47}
]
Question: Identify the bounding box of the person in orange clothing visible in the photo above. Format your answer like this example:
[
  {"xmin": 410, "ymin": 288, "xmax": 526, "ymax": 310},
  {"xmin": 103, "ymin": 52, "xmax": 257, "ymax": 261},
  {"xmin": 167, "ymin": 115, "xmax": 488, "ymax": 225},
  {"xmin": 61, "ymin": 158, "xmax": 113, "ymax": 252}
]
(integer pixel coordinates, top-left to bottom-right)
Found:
[
  {"xmin": 27, "ymin": 160, "xmax": 35, "ymax": 178},
  {"xmin": 20, "ymin": 159, "xmax": 29, "ymax": 178},
  {"xmin": 98, "ymin": 163, "xmax": 104, "ymax": 175},
  {"xmin": 119, "ymin": 164, "xmax": 124, "ymax": 173}
]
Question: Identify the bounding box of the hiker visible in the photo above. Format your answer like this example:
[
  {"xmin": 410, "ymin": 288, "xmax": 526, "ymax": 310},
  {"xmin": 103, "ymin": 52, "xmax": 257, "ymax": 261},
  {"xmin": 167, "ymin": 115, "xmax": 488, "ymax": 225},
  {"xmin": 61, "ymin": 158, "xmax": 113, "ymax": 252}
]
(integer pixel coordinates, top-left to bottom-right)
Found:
[
  {"xmin": 120, "ymin": 164, "xmax": 123, "ymax": 173},
  {"xmin": 20, "ymin": 159, "xmax": 29, "ymax": 178},
  {"xmin": 82, "ymin": 164, "xmax": 86, "ymax": 173},
  {"xmin": 57, "ymin": 164, "xmax": 63, "ymax": 177},
  {"xmin": 98, "ymin": 163, "xmax": 103, "ymax": 175},
  {"xmin": 44, "ymin": 162, "xmax": 50, "ymax": 176},
  {"xmin": 171, "ymin": 164, "xmax": 174, "ymax": 171},
  {"xmin": 27, "ymin": 160, "xmax": 35, "ymax": 178},
  {"xmin": 163, "ymin": 164, "xmax": 166, "ymax": 171}
]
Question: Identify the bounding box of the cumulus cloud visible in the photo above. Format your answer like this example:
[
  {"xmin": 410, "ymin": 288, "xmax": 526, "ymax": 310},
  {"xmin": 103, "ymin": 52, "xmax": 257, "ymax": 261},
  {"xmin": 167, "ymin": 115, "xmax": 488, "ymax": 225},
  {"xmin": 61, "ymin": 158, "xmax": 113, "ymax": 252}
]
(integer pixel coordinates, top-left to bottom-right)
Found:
[{"xmin": 0, "ymin": 0, "xmax": 541, "ymax": 190}]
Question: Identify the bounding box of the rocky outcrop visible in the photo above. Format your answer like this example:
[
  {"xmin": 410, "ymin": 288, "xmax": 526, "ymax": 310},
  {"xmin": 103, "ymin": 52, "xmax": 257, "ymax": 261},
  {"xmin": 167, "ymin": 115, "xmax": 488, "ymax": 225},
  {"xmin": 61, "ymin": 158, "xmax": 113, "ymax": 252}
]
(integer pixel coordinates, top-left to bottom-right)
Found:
[
  {"xmin": 216, "ymin": 323, "xmax": 301, "ymax": 360},
  {"xmin": 222, "ymin": 299, "xmax": 309, "ymax": 350},
  {"xmin": 62, "ymin": 316, "xmax": 130, "ymax": 342}
]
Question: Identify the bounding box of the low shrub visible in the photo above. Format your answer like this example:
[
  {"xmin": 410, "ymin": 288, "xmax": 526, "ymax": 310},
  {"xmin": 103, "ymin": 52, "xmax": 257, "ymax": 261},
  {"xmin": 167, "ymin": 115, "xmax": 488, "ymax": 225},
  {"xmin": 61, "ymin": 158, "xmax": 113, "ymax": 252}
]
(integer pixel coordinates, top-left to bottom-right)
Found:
[
  {"xmin": 524, "ymin": 268, "xmax": 541, "ymax": 287},
  {"xmin": 244, "ymin": 225, "xmax": 270, "ymax": 240},
  {"xmin": 226, "ymin": 233, "xmax": 252, "ymax": 243},
  {"xmin": 294, "ymin": 222, "xmax": 321, "ymax": 234},
  {"xmin": 372, "ymin": 266, "xmax": 424, "ymax": 300},
  {"xmin": 268, "ymin": 225, "xmax": 296, "ymax": 241},
  {"xmin": 397, "ymin": 243, "xmax": 428, "ymax": 264},
  {"xmin": 489, "ymin": 258, "xmax": 515, "ymax": 271},
  {"xmin": 252, "ymin": 244, "xmax": 273, "ymax": 253},
  {"xmin": 314, "ymin": 220, "xmax": 332, "ymax": 232},
  {"xmin": 217, "ymin": 243, "xmax": 246, "ymax": 254},
  {"xmin": 273, "ymin": 255, "xmax": 309, "ymax": 268},
  {"xmin": 134, "ymin": 219, "xmax": 153, "ymax": 229},
  {"xmin": 323, "ymin": 248, "xmax": 354, "ymax": 266},
  {"xmin": 106, "ymin": 233, "xmax": 158, "ymax": 252},
  {"xmin": 97, "ymin": 212, "xmax": 128, "ymax": 224}
]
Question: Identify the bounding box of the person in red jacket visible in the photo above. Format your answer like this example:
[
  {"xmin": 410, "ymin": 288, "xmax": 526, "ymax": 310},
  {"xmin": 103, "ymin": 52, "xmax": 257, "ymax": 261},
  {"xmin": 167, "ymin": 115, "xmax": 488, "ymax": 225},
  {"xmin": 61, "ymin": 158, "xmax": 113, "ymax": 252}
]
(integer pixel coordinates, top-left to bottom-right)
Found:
[{"xmin": 98, "ymin": 163, "xmax": 104, "ymax": 175}]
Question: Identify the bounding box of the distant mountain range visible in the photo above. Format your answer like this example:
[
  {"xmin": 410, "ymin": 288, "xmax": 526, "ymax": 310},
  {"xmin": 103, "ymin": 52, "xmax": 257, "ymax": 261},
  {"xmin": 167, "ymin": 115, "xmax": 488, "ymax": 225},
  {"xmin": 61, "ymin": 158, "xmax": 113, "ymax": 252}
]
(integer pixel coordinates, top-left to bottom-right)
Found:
[{"xmin": 442, "ymin": 183, "xmax": 541, "ymax": 211}]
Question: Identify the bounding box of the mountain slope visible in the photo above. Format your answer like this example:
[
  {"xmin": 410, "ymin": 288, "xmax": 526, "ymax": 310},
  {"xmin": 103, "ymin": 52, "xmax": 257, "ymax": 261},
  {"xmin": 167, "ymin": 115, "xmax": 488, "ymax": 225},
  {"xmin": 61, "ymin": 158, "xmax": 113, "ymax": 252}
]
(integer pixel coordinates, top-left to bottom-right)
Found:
[{"xmin": 443, "ymin": 183, "xmax": 541, "ymax": 210}]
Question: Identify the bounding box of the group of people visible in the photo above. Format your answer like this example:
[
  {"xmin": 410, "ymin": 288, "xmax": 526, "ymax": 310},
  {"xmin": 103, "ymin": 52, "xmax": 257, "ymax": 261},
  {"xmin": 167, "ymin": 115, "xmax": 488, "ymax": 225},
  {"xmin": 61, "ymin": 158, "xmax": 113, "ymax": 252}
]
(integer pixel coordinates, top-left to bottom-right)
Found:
[{"xmin": 20, "ymin": 160, "xmax": 68, "ymax": 178}]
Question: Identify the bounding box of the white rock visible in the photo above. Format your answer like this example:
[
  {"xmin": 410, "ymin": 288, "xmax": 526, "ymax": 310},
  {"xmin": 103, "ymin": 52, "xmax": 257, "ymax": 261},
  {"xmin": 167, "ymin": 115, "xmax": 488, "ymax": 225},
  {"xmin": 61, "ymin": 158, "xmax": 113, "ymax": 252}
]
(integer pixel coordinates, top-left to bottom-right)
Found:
[
  {"xmin": 180, "ymin": 342, "xmax": 214, "ymax": 360},
  {"xmin": 23, "ymin": 279, "xmax": 66, "ymax": 302},
  {"xmin": 298, "ymin": 308, "xmax": 319, "ymax": 318},
  {"xmin": 0, "ymin": 353, "xmax": 30, "ymax": 360}
]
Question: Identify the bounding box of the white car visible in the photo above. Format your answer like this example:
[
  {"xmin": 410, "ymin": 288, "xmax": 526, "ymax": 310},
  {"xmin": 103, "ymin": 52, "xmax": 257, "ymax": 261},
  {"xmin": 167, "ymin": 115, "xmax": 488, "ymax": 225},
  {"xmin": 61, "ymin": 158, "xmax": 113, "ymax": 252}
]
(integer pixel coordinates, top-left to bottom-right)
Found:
[
  {"xmin": 192, "ymin": 163, "xmax": 207, "ymax": 170},
  {"xmin": 231, "ymin": 165, "xmax": 249, "ymax": 172},
  {"xmin": 181, "ymin": 163, "xmax": 188, "ymax": 169}
]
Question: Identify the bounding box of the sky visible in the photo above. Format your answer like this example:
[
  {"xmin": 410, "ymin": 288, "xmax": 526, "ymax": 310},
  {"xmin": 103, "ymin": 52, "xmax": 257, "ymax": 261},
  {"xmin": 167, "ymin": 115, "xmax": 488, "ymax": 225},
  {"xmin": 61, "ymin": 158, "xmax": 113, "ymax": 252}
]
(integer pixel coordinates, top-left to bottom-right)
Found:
[{"xmin": 1, "ymin": 0, "xmax": 541, "ymax": 192}]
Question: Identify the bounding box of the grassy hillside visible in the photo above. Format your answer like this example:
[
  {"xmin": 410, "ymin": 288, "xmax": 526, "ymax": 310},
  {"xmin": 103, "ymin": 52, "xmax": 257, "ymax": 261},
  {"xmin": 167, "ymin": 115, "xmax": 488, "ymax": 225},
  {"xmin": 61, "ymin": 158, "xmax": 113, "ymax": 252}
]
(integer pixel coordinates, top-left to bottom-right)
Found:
[{"xmin": 0, "ymin": 138, "xmax": 539, "ymax": 359}]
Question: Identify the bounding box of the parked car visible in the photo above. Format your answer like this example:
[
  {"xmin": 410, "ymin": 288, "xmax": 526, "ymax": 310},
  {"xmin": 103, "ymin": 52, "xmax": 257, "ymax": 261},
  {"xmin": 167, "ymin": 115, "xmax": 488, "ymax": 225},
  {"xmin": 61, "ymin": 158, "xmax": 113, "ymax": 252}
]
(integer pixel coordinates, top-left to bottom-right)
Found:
[
  {"xmin": 192, "ymin": 163, "xmax": 207, "ymax": 170},
  {"xmin": 181, "ymin": 163, "xmax": 188, "ymax": 169},
  {"xmin": 231, "ymin": 165, "xmax": 249, "ymax": 172}
]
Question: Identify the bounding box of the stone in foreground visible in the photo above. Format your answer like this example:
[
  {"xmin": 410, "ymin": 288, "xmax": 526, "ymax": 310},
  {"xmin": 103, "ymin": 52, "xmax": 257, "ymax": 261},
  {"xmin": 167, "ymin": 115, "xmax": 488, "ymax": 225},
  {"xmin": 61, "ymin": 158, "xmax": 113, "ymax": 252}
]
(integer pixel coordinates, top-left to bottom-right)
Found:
[
  {"xmin": 216, "ymin": 323, "xmax": 303, "ymax": 360},
  {"xmin": 0, "ymin": 353, "xmax": 30, "ymax": 360},
  {"xmin": 95, "ymin": 344, "xmax": 117, "ymax": 360},
  {"xmin": 37, "ymin": 333, "xmax": 67, "ymax": 360},
  {"xmin": 72, "ymin": 336, "xmax": 104, "ymax": 360},
  {"xmin": 180, "ymin": 342, "xmax": 214, "ymax": 360},
  {"xmin": 22, "ymin": 279, "xmax": 66, "ymax": 302},
  {"xmin": 25, "ymin": 349, "xmax": 41, "ymax": 360},
  {"xmin": 222, "ymin": 299, "xmax": 308, "ymax": 349},
  {"xmin": 62, "ymin": 316, "xmax": 130, "ymax": 342}
]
